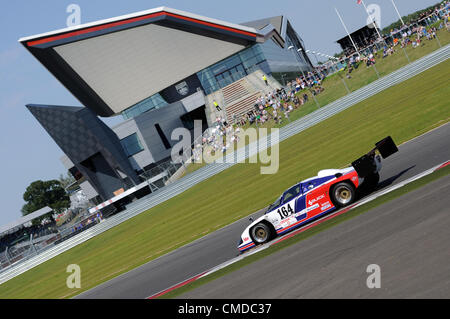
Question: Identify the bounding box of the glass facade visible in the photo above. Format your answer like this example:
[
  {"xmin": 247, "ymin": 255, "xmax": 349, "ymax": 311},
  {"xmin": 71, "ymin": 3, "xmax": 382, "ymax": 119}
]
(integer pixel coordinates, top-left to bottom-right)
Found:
[
  {"xmin": 122, "ymin": 93, "xmax": 168, "ymax": 120},
  {"xmin": 120, "ymin": 133, "xmax": 144, "ymax": 157},
  {"xmin": 196, "ymin": 45, "xmax": 267, "ymax": 95},
  {"xmin": 261, "ymin": 23, "xmax": 312, "ymax": 84}
]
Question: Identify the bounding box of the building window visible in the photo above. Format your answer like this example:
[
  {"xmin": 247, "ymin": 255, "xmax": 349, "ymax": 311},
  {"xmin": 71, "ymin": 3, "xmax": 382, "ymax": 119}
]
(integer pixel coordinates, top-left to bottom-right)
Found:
[
  {"xmin": 122, "ymin": 93, "xmax": 168, "ymax": 119},
  {"xmin": 120, "ymin": 133, "xmax": 144, "ymax": 157},
  {"xmin": 69, "ymin": 166, "xmax": 83, "ymax": 181},
  {"xmin": 196, "ymin": 44, "xmax": 267, "ymax": 95}
]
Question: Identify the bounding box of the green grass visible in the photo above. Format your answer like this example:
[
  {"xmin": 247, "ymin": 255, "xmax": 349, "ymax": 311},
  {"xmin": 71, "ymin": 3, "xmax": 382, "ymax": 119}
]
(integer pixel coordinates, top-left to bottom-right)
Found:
[
  {"xmin": 162, "ymin": 164, "xmax": 450, "ymax": 298},
  {"xmin": 0, "ymin": 58, "xmax": 449, "ymax": 299},
  {"xmin": 182, "ymin": 28, "xmax": 450, "ymax": 175}
]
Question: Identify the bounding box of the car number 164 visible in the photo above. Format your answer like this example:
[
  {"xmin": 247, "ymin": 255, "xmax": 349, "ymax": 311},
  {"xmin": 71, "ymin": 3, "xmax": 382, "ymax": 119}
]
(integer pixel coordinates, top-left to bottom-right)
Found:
[{"xmin": 276, "ymin": 204, "xmax": 294, "ymax": 220}]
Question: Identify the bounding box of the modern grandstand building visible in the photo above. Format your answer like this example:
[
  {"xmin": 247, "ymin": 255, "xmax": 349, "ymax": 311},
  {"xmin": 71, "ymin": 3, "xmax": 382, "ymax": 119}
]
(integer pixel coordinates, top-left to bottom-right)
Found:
[{"xmin": 21, "ymin": 7, "xmax": 313, "ymax": 206}]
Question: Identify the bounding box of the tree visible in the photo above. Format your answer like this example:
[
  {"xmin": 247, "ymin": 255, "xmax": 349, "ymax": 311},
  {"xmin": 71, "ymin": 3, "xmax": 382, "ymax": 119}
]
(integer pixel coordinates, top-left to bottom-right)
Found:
[
  {"xmin": 21, "ymin": 180, "xmax": 71, "ymax": 223},
  {"xmin": 59, "ymin": 171, "xmax": 76, "ymax": 189}
]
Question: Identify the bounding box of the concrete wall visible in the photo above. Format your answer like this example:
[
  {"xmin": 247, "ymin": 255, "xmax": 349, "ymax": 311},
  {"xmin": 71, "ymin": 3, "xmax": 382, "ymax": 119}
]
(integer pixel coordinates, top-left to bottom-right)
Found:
[
  {"xmin": 135, "ymin": 102, "xmax": 187, "ymax": 164},
  {"xmin": 112, "ymin": 101, "xmax": 190, "ymax": 170}
]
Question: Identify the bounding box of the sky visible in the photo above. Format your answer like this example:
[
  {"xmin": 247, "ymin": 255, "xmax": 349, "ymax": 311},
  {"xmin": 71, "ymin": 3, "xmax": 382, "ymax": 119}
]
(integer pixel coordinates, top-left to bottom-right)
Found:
[{"xmin": 0, "ymin": 0, "xmax": 442, "ymax": 227}]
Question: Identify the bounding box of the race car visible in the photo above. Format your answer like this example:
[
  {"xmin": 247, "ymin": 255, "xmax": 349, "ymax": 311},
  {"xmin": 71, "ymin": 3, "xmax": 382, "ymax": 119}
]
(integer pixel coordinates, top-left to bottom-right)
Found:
[{"xmin": 238, "ymin": 136, "xmax": 398, "ymax": 253}]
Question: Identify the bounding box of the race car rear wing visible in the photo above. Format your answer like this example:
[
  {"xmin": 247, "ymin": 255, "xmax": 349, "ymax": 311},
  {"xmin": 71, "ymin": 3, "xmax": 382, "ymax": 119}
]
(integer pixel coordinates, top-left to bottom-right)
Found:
[{"xmin": 351, "ymin": 136, "xmax": 398, "ymax": 177}]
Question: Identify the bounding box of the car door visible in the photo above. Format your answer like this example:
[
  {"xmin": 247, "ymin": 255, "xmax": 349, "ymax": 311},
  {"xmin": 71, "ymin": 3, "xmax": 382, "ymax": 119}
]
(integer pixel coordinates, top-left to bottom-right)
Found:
[
  {"xmin": 302, "ymin": 181, "xmax": 335, "ymax": 219},
  {"xmin": 273, "ymin": 184, "xmax": 302, "ymax": 231}
]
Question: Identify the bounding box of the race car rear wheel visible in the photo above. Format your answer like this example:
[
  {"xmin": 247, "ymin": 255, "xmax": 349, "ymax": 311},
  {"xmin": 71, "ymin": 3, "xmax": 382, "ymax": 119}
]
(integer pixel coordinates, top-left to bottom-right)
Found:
[
  {"xmin": 331, "ymin": 182, "xmax": 356, "ymax": 208},
  {"xmin": 250, "ymin": 223, "xmax": 272, "ymax": 244}
]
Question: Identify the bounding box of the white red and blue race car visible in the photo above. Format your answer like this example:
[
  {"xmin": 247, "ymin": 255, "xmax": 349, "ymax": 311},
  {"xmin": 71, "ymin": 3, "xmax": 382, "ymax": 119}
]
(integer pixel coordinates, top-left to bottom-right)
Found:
[{"xmin": 238, "ymin": 136, "xmax": 398, "ymax": 253}]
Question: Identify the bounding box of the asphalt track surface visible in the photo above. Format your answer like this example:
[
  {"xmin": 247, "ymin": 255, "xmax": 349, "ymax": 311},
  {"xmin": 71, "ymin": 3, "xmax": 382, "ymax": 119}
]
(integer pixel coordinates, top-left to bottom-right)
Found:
[
  {"xmin": 76, "ymin": 122, "xmax": 450, "ymax": 299},
  {"xmin": 180, "ymin": 173, "xmax": 450, "ymax": 298}
]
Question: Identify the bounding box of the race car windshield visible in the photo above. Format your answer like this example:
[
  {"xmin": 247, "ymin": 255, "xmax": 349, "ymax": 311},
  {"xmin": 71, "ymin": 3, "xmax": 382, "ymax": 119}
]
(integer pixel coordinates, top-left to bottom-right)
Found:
[
  {"xmin": 283, "ymin": 184, "xmax": 301, "ymax": 202},
  {"xmin": 266, "ymin": 196, "xmax": 282, "ymax": 213}
]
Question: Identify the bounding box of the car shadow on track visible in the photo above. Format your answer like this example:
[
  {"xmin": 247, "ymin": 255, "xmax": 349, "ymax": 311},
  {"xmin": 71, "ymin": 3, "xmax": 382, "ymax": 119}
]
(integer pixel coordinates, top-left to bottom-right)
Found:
[
  {"xmin": 377, "ymin": 165, "xmax": 416, "ymax": 189},
  {"xmin": 358, "ymin": 165, "xmax": 416, "ymax": 201}
]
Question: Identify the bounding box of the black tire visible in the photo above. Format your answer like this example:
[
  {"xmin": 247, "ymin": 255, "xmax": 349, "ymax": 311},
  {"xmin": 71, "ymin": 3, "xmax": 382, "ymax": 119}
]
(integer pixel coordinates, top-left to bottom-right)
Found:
[
  {"xmin": 330, "ymin": 182, "xmax": 356, "ymax": 208},
  {"xmin": 250, "ymin": 222, "xmax": 272, "ymax": 245}
]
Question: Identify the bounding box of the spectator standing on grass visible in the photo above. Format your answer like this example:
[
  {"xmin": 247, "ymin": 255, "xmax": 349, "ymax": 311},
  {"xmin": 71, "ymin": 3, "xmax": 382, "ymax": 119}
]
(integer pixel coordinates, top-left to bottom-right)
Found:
[
  {"xmin": 445, "ymin": 13, "xmax": 450, "ymax": 31},
  {"xmin": 293, "ymin": 96, "xmax": 300, "ymax": 108},
  {"xmin": 274, "ymin": 100, "xmax": 280, "ymax": 111},
  {"xmin": 284, "ymin": 107, "xmax": 290, "ymax": 121},
  {"xmin": 288, "ymin": 103, "xmax": 294, "ymax": 114},
  {"xmin": 431, "ymin": 27, "xmax": 437, "ymax": 39},
  {"xmin": 368, "ymin": 52, "xmax": 375, "ymax": 65},
  {"xmin": 272, "ymin": 109, "xmax": 279, "ymax": 124}
]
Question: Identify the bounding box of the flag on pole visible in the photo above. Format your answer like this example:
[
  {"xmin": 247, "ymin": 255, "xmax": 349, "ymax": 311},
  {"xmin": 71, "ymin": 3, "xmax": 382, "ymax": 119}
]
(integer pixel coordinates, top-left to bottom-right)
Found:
[{"xmin": 357, "ymin": 0, "xmax": 362, "ymax": 4}]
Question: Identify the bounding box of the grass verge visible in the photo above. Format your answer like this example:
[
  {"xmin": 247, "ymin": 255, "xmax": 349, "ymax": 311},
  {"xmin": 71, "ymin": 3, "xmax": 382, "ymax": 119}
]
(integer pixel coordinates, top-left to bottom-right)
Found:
[
  {"xmin": 0, "ymin": 58, "xmax": 448, "ymax": 299},
  {"xmin": 162, "ymin": 164, "xmax": 450, "ymax": 298}
]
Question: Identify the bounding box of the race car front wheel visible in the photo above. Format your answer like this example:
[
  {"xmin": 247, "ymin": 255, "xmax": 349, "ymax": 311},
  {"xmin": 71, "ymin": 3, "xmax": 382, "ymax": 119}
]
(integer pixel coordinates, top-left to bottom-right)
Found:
[
  {"xmin": 331, "ymin": 182, "xmax": 356, "ymax": 208},
  {"xmin": 251, "ymin": 223, "xmax": 272, "ymax": 244}
]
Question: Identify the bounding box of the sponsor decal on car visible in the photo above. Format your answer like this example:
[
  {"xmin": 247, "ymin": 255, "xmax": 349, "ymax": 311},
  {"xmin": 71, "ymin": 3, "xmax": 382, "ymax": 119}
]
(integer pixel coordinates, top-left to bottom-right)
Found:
[
  {"xmin": 307, "ymin": 204, "xmax": 319, "ymax": 211},
  {"xmin": 321, "ymin": 202, "xmax": 332, "ymax": 211},
  {"xmin": 308, "ymin": 194, "xmax": 325, "ymax": 206}
]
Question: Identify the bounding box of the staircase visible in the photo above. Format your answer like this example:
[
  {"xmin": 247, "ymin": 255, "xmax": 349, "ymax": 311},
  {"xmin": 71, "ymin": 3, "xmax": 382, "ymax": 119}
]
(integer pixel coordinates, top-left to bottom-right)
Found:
[
  {"xmin": 204, "ymin": 70, "xmax": 283, "ymax": 124},
  {"xmin": 222, "ymin": 79, "xmax": 252, "ymax": 105},
  {"xmin": 224, "ymin": 92, "xmax": 262, "ymax": 122},
  {"xmin": 245, "ymin": 69, "xmax": 282, "ymax": 95}
]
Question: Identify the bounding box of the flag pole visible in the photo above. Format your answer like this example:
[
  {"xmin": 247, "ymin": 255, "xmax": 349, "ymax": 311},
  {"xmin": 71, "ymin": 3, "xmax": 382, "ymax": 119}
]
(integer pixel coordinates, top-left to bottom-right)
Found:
[
  {"xmin": 335, "ymin": 7, "xmax": 361, "ymax": 58},
  {"xmin": 390, "ymin": 0, "xmax": 406, "ymax": 26},
  {"xmin": 389, "ymin": 0, "xmax": 411, "ymax": 63}
]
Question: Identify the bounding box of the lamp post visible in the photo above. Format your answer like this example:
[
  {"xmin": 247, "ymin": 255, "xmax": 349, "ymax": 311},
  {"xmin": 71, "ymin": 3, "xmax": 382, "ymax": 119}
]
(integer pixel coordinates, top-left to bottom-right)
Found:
[
  {"xmin": 308, "ymin": 50, "xmax": 321, "ymax": 66},
  {"xmin": 389, "ymin": 0, "xmax": 412, "ymax": 62}
]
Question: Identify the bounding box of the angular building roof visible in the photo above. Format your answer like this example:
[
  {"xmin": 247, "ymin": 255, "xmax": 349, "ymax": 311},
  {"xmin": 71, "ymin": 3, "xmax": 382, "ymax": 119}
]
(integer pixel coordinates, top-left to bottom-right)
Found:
[
  {"xmin": 26, "ymin": 104, "xmax": 140, "ymax": 200},
  {"xmin": 20, "ymin": 7, "xmax": 279, "ymax": 117},
  {"xmin": 241, "ymin": 16, "xmax": 284, "ymax": 34}
]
